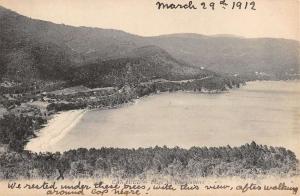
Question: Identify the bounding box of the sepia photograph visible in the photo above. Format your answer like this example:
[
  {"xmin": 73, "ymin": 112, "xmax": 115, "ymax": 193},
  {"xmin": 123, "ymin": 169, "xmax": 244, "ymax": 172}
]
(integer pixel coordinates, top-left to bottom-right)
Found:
[{"xmin": 0, "ymin": 0, "xmax": 299, "ymax": 195}]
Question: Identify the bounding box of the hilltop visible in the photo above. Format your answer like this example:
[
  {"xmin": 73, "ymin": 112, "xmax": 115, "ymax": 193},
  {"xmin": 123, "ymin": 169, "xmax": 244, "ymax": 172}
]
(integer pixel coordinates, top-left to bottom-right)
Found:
[
  {"xmin": 0, "ymin": 6, "xmax": 299, "ymax": 84},
  {"xmin": 148, "ymin": 33, "xmax": 299, "ymax": 80}
]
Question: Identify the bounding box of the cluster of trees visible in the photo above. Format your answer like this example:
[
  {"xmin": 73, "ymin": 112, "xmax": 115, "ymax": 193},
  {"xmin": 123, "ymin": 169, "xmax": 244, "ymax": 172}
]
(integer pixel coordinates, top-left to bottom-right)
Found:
[
  {"xmin": 46, "ymin": 90, "xmax": 134, "ymax": 112},
  {"xmin": 0, "ymin": 85, "xmax": 34, "ymax": 94},
  {"xmin": 0, "ymin": 67, "xmax": 245, "ymax": 156},
  {"xmin": 0, "ymin": 142, "xmax": 298, "ymax": 179},
  {"xmin": 135, "ymin": 76, "xmax": 244, "ymax": 97},
  {"xmin": 66, "ymin": 56, "xmax": 244, "ymax": 89},
  {"xmin": 0, "ymin": 114, "xmax": 46, "ymax": 152},
  {"xmin": 45, "ymin": 75, "xmax": 245, "ymax": 112},
  {"xmin": 46, "ymin": 80, "xmax": 239, "ymax": 112},
  {"xmin": 0, "ymin": 79, "xmax": 67, "ymax": 109}
]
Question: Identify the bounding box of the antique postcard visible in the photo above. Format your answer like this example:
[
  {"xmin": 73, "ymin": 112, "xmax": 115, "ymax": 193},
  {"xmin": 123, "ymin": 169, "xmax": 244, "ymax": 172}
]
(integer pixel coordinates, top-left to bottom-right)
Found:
[{"xmin": 0, "ymin": 0, "xmax": 299, "ymax": 195}]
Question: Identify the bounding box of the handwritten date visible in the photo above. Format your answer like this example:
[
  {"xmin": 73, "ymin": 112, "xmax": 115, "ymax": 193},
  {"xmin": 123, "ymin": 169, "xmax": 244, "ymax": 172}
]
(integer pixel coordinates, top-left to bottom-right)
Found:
[{"xmin": 156, "ymin": 0, "xmax": 257, "ymax": 10}]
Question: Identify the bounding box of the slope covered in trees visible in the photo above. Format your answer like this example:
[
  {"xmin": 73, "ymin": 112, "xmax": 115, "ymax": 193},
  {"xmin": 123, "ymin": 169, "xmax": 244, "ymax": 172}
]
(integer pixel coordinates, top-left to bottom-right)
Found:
[
  {"xmin": 1, "ymin": 6, "xmax": 299, "ymax": 84},
  {"xmin": 0, "ymin": 142, "xmax": 298, "ymax": 179},
  {"xmin": 148, "ymin": 34, "xmax": 300, "ymax": 79},
  {"xmin": 0, "ymin": 5, "xmax": 221, "ymax": 89},
  {"xmin": 0, "ymin": 6, "xmax": 298, "ymax": 180}
]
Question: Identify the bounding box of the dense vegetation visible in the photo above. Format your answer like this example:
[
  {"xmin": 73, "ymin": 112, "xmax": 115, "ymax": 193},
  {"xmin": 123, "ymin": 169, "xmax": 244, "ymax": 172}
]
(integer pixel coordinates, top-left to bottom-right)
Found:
[
  {"xmin": 149, "ymin": 34, "xmax": 300, "ymax": 80},
  {"xmin": 0, "ymin": 75, "xmax": 244, "ymax": 154},
  {"xmin": 1, "ymin": 6, "xmax": 299, "ymax": 83},
  {"xmin": 67, "ymin": 51, "xmax": 216, "ymax": 88},
  {"xmin": 0, "ymin": 142, "xmax": 298, "ymax": 180},
  {"xmin": 0, "ymin": 6, "xmax": 213, "ymax": 85},
  {"xmin": 0, "ymin": 114, "xmax": 46, "ymax": 152},
  {"xmin": 0, "ymin": 5, "xmax": 299, "ymax": 180}
]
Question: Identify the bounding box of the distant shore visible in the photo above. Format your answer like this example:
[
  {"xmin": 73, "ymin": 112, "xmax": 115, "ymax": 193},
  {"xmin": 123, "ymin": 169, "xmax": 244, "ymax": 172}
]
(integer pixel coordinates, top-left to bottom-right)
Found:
[
  {"xmin": 25, "ymin": 81, "xmax": 300, "ymax": 159},
  {"xmin": 24, "ymin": 88, "xmax": 237, "ymax": 153}
]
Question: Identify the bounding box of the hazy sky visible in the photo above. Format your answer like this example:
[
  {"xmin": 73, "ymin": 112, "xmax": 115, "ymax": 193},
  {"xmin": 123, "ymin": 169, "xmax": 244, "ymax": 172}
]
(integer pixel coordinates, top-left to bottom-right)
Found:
[{"xmin": 0, "ymin": 0, "xmax": 299, "ymax": 40}]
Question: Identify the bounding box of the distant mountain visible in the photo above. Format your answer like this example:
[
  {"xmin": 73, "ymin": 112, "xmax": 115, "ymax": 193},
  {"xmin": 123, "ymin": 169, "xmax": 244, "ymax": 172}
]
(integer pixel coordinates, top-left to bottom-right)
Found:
[
  {"xmin": 0, "ymin": 7, "xmax": 132, "ymax": 79},
  {"xmin": 0, "ymin": 6, "xmax": 211, "ymax": 86},
  {"xmin": 0, "ymin": 6, "xmax": 299, "ymax": 84},
  {"xmin": 148, "ymin": 34, "xmax": 300, "ymax": 79}
]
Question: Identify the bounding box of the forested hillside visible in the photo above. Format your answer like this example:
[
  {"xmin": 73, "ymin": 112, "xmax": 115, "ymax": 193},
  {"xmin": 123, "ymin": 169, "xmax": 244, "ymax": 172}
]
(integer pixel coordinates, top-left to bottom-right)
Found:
[
  {"xmin": 0, "ymin": 142, "xmax": 298, "ymax": 179},
  {"xmin": 1, "ymin": 6, "xmax": 299, "ymax": 84},
  {"xmin": 0, "ymin": 5, "xmax": 299, "ymax": 180},
  {"xmin": 148, "ymin": 34, "xmax": 300, "ymax": 80}
]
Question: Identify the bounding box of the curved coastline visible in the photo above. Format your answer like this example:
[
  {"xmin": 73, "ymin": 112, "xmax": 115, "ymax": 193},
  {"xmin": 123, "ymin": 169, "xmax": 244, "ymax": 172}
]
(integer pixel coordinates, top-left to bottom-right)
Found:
[
  {"xmin": 24, "ymin": 90, "xmax": 227, "ymax": 153},
  {"xmin": 25, "ymin": 109, "xmax": 87, "ymax": 152},
  {"xmin": 26, "ymin": 81, "xmax": 300, "ymax": 155}
]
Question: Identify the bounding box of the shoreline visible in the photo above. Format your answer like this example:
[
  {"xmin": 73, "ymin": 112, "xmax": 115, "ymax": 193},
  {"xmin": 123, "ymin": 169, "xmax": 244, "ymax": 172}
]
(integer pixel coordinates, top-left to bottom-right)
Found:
[
  {"xmin": 25, "ymin": 81, "xmax": 300, "ymax": 155},
  {"xmin": 25, "ymin": 81, "xmax": 300, "ymax": 159},
  {"xmin": 24, "ymin": 88, "xmax": 236, "ymax": 153},
  {"xmin": 25, "ymin": 109, "xmax": 87, "ymax": 152}
]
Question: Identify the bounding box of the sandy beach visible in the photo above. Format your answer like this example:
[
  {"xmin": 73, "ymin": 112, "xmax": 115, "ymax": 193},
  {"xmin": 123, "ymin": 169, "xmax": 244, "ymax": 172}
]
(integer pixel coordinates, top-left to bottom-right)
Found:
[{"xmin": 25, "ymin": 109, "xmax": 87, "ymax": 152}]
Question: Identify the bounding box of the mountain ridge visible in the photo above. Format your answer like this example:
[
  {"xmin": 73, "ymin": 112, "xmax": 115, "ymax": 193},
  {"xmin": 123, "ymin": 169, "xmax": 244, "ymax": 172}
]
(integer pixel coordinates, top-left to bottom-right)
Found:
[{"xmin": 0, "ymin": 5, "xmax": 299, "ymax": 84}]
